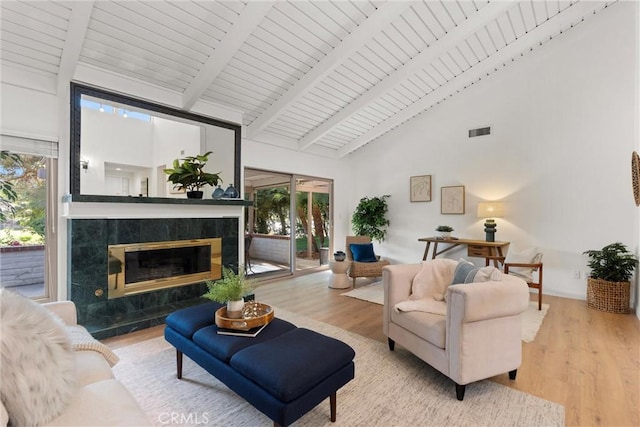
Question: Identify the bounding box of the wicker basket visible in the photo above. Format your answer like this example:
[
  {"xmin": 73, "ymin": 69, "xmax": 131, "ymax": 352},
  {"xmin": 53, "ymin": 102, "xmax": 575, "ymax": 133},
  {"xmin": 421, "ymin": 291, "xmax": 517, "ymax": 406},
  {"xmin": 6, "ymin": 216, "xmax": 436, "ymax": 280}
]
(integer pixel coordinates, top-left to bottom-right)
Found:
[{"xmin": 586, "ymin": 278, "xmax": 631, "ymax": 314}]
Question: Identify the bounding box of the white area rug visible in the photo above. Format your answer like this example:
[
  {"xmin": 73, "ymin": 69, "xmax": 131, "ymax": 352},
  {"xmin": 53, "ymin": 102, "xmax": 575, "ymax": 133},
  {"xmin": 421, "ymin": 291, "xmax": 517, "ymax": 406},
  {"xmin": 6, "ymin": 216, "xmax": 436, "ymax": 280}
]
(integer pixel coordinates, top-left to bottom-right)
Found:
[
  {"xmin": 342, "ymin": 282, "xmax": 549, "ymax": 343},
  {"xmin": 113, "ymin": 308, "xmax": 564, "ymax": 427}
]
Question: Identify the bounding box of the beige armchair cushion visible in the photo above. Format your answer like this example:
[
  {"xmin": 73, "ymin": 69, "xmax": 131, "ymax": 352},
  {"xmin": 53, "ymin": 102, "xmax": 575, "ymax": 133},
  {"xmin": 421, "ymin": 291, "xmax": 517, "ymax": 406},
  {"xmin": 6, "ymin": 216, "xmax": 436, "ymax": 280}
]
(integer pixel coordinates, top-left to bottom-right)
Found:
[{"xmin": 391, "ymin": 310, "xmax": 446, "ymax": 348}]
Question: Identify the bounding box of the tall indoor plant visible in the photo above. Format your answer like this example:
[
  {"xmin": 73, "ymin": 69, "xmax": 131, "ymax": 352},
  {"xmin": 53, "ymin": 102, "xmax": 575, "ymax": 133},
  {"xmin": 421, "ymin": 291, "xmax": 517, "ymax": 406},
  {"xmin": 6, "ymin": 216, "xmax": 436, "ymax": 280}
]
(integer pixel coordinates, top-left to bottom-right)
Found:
[
  {"xmin": 351, "ymin": 195, "xmax": 390, "ymax": 243},
  {"xmin": 583, "ymin": 242, "xmax": 637, "ymax": 313},
  {"xmin": 164, "ymin": 151, "xmax": 221, "ymax": 199}
]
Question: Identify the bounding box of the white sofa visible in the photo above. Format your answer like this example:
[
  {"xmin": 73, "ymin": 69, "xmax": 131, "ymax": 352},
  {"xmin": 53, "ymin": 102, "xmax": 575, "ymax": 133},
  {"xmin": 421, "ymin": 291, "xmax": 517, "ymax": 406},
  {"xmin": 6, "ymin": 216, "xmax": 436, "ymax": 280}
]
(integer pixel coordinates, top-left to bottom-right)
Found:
[
  {"xmin": 44, "ymin": 301, "xmax": 151, "ymax": 427},
  {"xmin": 383, "ymin": 259, "xmax": 530, "ymax": 400},
  {"xmin": 0, "ymin": 298, "xmax": 150, "ymax": 426}
]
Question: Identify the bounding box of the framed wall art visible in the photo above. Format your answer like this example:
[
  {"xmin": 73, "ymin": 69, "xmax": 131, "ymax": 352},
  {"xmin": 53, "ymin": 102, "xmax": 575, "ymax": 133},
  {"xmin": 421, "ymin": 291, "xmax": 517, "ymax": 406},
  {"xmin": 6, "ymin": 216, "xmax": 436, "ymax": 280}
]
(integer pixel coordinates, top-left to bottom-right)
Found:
[
  {"xmin": 410, "ymin": 175, "xmax": 432, "ymax": 202},
  {"xmin": 441, "ymin": 185, "xmax": 465, "ymax": 214}
]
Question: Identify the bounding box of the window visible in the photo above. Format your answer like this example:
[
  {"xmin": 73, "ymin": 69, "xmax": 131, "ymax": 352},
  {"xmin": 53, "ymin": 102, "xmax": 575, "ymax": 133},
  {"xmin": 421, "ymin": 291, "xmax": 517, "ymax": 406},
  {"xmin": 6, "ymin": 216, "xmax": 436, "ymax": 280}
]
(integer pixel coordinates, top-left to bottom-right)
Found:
[{"xmin": 0, "ymin": 135, "xmax": 58, "ymax": 300}]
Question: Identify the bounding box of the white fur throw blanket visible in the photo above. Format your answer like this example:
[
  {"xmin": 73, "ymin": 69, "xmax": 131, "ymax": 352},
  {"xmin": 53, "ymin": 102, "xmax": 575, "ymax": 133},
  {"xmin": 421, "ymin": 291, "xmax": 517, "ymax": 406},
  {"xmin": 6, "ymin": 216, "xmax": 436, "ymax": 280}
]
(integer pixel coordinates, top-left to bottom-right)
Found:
[
  {"xmin": 0, "ymin": 289, "xmax": 76, "ymax": 426},
  {"xmin": 394, "ymin": 259, "xmax": 456, "ymax": 316},
  {"xmin": 66, "ymin": 325, "xmax": 120, "ymax": 367},
  {"xmin": 394, "ymin": 259, "xmax": 502, "ymax": 316}
]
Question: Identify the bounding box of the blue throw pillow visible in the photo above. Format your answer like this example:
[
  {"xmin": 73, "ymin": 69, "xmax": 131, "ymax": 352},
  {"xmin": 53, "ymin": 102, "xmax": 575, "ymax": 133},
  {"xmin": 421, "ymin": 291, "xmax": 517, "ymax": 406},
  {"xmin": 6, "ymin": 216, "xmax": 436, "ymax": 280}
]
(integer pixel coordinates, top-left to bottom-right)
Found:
[
  {"xmin": 349, "ymin": 243, "xmax": 377, "ymax": 262},
  {"xmin": 451, "ymin": 260, "xmax": 478, "ymax": 285}
]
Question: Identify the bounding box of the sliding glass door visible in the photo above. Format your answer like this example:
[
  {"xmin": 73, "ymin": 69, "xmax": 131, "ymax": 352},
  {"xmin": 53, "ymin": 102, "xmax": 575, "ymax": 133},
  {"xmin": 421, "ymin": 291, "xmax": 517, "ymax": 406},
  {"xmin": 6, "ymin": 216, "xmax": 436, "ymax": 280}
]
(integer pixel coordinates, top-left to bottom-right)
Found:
[
  {"xmin": 0, "ymin": 148, "xmax": 57, "ymax": 300},
  {"xmin": 244, "ymin": 168, "xmax": 332, "ymax": 277}
]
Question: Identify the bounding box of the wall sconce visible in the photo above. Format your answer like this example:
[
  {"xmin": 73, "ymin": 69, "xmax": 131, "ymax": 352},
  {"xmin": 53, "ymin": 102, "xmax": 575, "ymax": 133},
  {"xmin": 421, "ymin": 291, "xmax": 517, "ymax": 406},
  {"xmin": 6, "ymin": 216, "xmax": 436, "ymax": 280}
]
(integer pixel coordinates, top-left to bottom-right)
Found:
[
  {"xmin": 477, "ymin": 201, "xmax": 504, "ymax": 242},
  {"xmin": 80, "ymin": 158, "xmax": 89, "ymax": 171}
]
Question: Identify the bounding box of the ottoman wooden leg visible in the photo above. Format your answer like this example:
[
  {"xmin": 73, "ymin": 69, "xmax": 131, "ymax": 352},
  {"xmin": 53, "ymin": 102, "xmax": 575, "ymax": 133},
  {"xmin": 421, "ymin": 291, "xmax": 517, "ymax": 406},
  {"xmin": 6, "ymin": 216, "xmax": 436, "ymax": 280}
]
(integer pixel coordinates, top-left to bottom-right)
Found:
[
  {"xmin": 330, "ymin": 392, "xmax": 336, "ymax": 422},
  {"xmin": 176, "ymin": 350, "xmax": 183, "ymax": 379}
]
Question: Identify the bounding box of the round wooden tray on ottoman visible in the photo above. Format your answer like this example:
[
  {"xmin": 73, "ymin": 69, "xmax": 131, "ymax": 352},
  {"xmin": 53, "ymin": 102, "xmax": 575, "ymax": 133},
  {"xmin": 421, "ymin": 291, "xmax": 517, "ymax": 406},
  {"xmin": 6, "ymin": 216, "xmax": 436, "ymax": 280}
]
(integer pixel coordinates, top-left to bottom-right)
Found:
[{"xmin": 215, "ymin": 302, "xmax": 274, "ymax": 330}]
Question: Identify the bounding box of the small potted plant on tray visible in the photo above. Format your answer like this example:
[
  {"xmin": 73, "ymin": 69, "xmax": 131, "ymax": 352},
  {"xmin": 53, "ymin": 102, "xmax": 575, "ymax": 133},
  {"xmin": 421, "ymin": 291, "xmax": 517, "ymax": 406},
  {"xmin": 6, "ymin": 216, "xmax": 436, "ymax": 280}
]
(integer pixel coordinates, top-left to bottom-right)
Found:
[
  {"xmin": 203, "ymin": 266, "xmax": 255, "ymax": 319},
  {"xmin": 583, "ymin": 242, "xmax": 637, "ymax": 313},
  {"xmin": 164, "ymin": 151, "xmax": 221, "ymax": 199},
  {"xmin": 435, "ymin": 225, "xmax": 454, "ymax": 239}
]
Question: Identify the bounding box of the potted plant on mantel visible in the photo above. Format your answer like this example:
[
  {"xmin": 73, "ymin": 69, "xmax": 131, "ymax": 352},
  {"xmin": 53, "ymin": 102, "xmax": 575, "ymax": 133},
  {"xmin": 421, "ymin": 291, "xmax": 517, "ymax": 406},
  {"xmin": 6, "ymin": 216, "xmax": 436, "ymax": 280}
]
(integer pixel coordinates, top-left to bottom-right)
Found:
[
  {"xmin": 163, "ymin": 151, "xmax": 221, "ymax": 199},
  {"xmin": 583, "ymin": 242, "xmax": 638, "ymax": 314},
  {"xmin": 203, "ymin": 266, "xmax": 255, "ymax": 319}
]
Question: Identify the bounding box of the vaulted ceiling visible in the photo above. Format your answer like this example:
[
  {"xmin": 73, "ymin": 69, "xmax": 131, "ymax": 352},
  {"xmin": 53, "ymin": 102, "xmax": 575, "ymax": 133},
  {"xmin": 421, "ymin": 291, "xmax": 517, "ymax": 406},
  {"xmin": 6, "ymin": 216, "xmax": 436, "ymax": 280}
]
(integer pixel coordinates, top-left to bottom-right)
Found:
[{"xmin": 1, "ymin": 0, "xmax": 615, "ymax": 158}]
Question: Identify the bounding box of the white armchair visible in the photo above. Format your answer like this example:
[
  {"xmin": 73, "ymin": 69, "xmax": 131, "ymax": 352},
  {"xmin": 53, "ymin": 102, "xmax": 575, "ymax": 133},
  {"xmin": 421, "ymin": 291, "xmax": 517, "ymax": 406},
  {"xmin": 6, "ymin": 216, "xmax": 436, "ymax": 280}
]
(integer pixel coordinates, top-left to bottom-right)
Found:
[{"xmin": 383, "ymin": 260, "xmax": 530, "ymax": 400}]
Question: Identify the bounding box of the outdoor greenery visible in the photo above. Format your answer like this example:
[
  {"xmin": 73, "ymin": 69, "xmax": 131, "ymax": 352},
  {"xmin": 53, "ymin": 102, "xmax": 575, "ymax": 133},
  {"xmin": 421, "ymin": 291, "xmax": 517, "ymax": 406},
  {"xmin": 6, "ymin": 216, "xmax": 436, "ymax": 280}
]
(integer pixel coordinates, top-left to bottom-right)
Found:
[
  {"xmin": 583, "ymin": 242, "xmax": 638, "ymax": 283},
  {"xmin": 252, "ymin": 188, "xmax": 330, "ymax": 253},
  {"xmin": 0, "ymin": 151, "xmax": 21, "ymax": 222},
  {"xmin": 351, "ymin": 195, "xmax": 390, "ymax": 243},
  {"xmin": 0, "ymin": 152, "xmax": 46, "ymax": 246},
  {"xmin": 297, "ymin": 192, "xmax": 329, "ymax": 249},
  {"xmin": 202, "ymin": 266, "xmax": 255, "ymax": 303},
  {"xmin": 254, "ymin": 187, "xmax": 290, "ymax": 235},
  {"xmin": 163, "ymin": 151, "xmax": 221, "ymax": 193}
]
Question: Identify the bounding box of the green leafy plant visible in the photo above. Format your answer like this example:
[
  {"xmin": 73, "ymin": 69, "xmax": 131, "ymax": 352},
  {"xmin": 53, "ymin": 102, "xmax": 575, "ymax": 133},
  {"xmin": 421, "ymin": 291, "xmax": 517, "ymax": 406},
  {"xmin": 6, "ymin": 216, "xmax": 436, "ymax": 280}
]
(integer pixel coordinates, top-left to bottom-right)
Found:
[
  {"xmin": 0, "ymin": 150, "xmax": 21, "ymax": 222},
  {"xmin": 163, "ymin": 151, "xmax": 221, "ymax": 193},
  {"xmin": 583, "ymin": 242, "xmax": 638, "ymax": 282},
  {"xmin": 202, "ymin": 266, "xmax": 255, "ymax": 303},
  {"xmin": 351, "ymin": 195, "xmax": 390, "ymax": 243},
  {"xmin": 436, "ymin": 225, "xmax": 454, "ymax": 232}
]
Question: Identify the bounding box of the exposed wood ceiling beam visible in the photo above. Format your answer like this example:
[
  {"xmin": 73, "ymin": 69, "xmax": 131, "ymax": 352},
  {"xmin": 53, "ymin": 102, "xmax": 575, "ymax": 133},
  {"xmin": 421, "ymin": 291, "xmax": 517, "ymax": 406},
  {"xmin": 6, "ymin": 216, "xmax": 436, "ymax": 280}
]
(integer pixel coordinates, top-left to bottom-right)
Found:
[
  {"xmin": 182, "ymin": 1, "xmax": 274, "ymax": 110},
  {"xmin": 246, "ymin": 1, "xmax": 413, "ymax": 140},
  {"xmin": 336, "ymin": 0, "xmax": 603, "ymax": 158},
  {"xmin": 298, "ymin": 1, "xmax": 515, "ymax": 151},
  {"xmin": 57, "ymin": 1, "xmax": 94, "ymax": 90}
]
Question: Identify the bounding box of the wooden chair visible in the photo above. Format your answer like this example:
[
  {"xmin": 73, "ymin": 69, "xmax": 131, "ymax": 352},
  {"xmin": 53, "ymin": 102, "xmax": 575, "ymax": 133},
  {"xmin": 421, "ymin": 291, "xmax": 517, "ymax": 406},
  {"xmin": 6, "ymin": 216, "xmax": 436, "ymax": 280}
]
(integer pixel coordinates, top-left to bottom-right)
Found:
[
  {"xmin": 345, "ymin": 236, "xmax": 390, "ymax": 288},
  {"xmin": 486, "ymin": 253, "xmax": 543, "ymax": 310}
]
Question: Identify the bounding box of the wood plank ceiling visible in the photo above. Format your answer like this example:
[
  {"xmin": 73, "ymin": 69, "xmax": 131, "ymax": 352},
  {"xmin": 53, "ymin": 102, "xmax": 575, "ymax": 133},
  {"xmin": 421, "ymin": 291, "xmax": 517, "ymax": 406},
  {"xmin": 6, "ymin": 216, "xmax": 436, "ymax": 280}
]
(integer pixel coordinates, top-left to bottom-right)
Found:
[{"xmin": 0, "ymin": 0, "xmax": 615, "ymax": 158}]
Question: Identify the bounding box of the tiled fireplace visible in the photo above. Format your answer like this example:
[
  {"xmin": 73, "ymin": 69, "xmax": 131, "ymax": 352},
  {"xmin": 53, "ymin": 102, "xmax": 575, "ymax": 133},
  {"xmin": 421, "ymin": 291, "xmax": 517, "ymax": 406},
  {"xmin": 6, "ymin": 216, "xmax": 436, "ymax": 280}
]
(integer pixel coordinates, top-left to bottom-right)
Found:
[{"xmin": 68, "ymin": 217, "xmax": 238, "ymax": 339}]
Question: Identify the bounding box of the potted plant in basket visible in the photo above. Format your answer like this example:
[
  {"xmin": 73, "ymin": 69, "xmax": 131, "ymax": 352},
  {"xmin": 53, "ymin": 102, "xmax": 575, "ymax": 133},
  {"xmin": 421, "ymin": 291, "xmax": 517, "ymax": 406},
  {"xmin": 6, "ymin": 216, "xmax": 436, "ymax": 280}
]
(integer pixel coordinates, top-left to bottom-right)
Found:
[
  {"xmin": 583, "ymin": 242, "xmax": 638, "ymax": 313},
  {"xmin": 164, "ymin": 151, "xmax": 221, "ymax": 199},
  {"xmin": 435, "ymin": 225, "xmax": 454, "ymax": 239},
  {"xmin": 203, "ymin": 266, "xmax": 255, "ymax": 319}
]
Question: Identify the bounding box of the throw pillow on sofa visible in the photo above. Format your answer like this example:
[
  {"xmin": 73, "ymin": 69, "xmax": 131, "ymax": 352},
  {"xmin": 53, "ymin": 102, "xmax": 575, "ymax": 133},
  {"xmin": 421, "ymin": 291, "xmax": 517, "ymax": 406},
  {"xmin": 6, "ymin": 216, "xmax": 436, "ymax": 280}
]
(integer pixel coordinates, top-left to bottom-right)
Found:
[
  {"xmin": 451, "ymin": 259, "xmax": 502, "ymax": 285},
  {"xmin": 0, "ymin": 289, "xmax": 77, "ymax": 425},
  {"xmin": 349, "ymin": 243, "xmax": 378, "ymax": 262}
]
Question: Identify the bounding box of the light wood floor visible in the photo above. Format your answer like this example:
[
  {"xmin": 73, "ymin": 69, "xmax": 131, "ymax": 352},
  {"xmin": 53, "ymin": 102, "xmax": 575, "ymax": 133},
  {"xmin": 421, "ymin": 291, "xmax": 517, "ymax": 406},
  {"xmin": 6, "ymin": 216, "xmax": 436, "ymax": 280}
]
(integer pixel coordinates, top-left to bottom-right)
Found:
[{"xmin": 104, "ymin": 271, "xmax": 640, "ymax": 427}]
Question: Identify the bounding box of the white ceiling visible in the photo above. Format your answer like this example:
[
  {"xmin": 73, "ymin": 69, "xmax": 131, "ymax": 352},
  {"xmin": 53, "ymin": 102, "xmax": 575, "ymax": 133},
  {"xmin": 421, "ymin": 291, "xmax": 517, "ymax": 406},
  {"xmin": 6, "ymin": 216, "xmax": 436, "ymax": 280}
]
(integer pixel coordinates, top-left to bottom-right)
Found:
[{"xmin": 0, "ymin": 0, "xmax": 615, "ymax": 158}]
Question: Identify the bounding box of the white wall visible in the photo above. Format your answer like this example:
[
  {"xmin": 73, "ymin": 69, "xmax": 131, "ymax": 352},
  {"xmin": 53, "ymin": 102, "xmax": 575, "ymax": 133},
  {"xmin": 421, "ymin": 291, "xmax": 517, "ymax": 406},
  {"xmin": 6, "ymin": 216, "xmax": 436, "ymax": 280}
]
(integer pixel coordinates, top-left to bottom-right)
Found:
[
  {"xmin": 347, "ymin": 2, "xmax": 638, "ymax": 302},
  {"xmin": 204, "ymin": 125, "xmax": 235, "ymax": 192},
  {"xmin": 152, "ymin": 117, "xmax": 200, "ymax": 197},
  {"xmin": 0, "ymin": 83, "xmax": 58, "ymax": 139}
]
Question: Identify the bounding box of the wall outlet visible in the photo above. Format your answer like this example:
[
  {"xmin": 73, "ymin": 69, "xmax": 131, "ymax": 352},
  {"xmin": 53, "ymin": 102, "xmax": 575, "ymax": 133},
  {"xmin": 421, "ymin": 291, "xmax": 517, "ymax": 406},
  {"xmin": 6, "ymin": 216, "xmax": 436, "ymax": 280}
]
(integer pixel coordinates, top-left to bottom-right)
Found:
[{"xmin": 572, "ymin": 270, "xmax": 581, "ymax": 279}]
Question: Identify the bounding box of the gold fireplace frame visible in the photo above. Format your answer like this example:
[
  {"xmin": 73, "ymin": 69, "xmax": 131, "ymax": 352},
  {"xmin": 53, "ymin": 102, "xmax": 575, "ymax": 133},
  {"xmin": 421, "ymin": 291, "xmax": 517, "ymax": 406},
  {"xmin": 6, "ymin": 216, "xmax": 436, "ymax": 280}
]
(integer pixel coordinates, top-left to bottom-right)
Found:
[{"xmin": 108, "ymin": 238, "xmax": 222, "ymax": 299}]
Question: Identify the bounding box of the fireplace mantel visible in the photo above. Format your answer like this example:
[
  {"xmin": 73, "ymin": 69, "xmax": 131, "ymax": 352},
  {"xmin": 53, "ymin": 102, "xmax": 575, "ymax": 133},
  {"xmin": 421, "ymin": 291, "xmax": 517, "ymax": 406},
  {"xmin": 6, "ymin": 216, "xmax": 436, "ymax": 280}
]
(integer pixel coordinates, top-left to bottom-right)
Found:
[
  {"xmin": 63, "ymin": 197, "xmax": 247, "ymax": 220},
  {"xmin": 70, "ymin": 194, "xmax": 252, "ymax": 206}
]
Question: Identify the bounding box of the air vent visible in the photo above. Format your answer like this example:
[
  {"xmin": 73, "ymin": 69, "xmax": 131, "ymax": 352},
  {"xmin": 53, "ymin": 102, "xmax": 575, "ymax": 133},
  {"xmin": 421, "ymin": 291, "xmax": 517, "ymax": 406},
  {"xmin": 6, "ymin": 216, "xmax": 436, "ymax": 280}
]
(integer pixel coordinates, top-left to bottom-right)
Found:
[{"xmin": 469, "ymin": 126, "xmax": 491, "ymax": 138}]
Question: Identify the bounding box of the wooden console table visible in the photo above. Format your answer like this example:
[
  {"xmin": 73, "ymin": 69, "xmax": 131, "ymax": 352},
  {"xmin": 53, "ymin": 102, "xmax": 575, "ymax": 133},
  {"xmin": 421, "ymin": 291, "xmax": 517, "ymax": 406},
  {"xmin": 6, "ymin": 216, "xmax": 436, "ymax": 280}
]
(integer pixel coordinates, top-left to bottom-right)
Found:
[{"xmin": 419, "ymin": 237, "xmax": 510, "ymax": 266}]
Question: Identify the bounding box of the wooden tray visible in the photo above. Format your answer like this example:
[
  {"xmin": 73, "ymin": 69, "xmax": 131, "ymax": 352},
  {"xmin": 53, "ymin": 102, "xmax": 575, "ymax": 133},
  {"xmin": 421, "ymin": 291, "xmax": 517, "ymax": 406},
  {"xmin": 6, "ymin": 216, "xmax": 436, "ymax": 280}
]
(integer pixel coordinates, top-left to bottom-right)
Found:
[{"xmin": 215, "ymin": 303, "xmax": 274, "ymax": 330}]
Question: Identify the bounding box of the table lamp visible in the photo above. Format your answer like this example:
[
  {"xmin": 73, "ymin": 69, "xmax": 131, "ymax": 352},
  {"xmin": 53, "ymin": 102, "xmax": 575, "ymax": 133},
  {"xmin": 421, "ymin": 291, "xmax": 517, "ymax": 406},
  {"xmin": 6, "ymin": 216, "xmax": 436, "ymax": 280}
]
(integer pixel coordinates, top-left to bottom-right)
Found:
[{"xmin": 477, "ymin": 201, "xmax": 504, "ymax": 242}]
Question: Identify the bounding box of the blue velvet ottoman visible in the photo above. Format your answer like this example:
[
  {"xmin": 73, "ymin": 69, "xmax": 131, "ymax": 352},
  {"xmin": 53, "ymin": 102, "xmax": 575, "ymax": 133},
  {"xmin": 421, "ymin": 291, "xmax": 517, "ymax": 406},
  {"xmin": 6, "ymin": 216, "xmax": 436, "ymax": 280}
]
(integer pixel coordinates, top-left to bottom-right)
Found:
[{"xmin": 164, "ymin": 302, "xmax": 355, "ymax": 427}]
